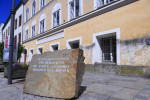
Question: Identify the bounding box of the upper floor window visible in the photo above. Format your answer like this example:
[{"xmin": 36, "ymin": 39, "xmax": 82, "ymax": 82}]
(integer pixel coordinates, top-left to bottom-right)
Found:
[
  {"xmin": 40, "ymin": 19, "xmax": 45, "ymax": 33},
  {"xmin": 26, "ymin": 7, "xmax": 29, "ymax": 21},
  {"xmin": 40, "ymin": 0, "xmax": 45, "ymax": 10},
  {"xmin": 95, "ymin": 0, "xmax": 116, "ymax": 9},
  {"xmin": 19, "ymin": 15, "xmax": 22, "ymax": 26},
  {"xmin": 15, "ymin": 19, "xmax": 17, "ymax": 29},
  {"xmin": 32, "ymin": 25, "xmax": 36, "ymax": 37},
  {"xmin": 8, "ymin": 27, "xmax": 10, "ymax": 35},
  {"xmin": 32, "ymin": 20, "xmax": 36, "ymax": 37},
  {"xmin": 32, "ymin": 0, "xmax": 36, "ymax": 16},
  {"xmin": 68, "ymin": 0, "xmax": 82, "ymax": 20},
  {"xmin": 25, "ymin": 26, "xmax": 29, "ymax": 40},
  {"xmin": 6, "ymin": 30, "xmax": 8, "ymax": 36},
  {"xmin": 25, "ymin": 29, "xmax": 28, "ymax": 40},
  {"xmin": 52, "ymin": 3, "xmax": 61, "ymax": 28},
  {"xmin": 39, "ymin": 14, "xmax": 45, "ymax": 34}
]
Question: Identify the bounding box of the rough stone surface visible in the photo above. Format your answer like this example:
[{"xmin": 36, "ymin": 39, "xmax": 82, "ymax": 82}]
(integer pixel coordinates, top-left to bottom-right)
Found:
[{"xmin": 23, "ymin": 49, "xmax": 85, "ymax": 99}]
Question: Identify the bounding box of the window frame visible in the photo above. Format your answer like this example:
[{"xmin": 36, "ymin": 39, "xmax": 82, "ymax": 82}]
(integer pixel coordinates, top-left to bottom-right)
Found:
[
  {"xmin": 15, "ymin": 19, "xmax": 17, "ymax": 29},
  {"xmin": 32, "ymin": 0, "xmax": 36, "ymax": 16},
  {"xmin": 40, "ymin": 19, "xmax": 45, "ymax": 34},
  {"xmin": 40, "ymin": 0, "xmax": 45, "ymax": 10},
  {"xmin": 37, "ymin": 46, "xmax": 44, "ymax": 54},
  {"xmin": 68, "ymin": 0, "xmax": 83, "ymax": 21},
  {"xmin": 19, "ymin": 15, "xmax": 22, "ymax": 27},
  {"xmin": 26, "ymin": 7, "xmax": 29, "ymax": 21},
  {"xmin": 32, "ymin": 25, "xmax": 36, "ymax": 37},
  {"xmin": 50, "ymin": 42, "xmax": 60, "ymax": 52},
  {"xmin": 25, "ymin": 29, "xmax": 29, "ymax": 40},
  {"xmin": 52, "ymin": 3, "xmax": 61, "ymax": 28},
  {"xmin": 94, "ymin": 0, "xmax": 117, "ymax": 9}
]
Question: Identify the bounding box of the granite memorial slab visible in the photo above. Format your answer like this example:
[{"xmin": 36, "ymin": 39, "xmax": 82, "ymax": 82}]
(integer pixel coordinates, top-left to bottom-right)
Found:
[{"xmin": 23, "ymin": 49, "xmax": 85, "ymax": 99}]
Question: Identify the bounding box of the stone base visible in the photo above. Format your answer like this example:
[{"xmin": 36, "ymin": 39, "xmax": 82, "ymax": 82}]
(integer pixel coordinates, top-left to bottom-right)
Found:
[{"xmin": 85, "ymin": 63, "xmax": 150, "ymax": 77}]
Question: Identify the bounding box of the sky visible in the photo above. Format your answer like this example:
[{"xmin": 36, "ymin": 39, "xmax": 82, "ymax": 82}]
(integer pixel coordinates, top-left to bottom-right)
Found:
[{"xmin": 0, "ymin": 0, "xmax": 21, "ymax": 24}]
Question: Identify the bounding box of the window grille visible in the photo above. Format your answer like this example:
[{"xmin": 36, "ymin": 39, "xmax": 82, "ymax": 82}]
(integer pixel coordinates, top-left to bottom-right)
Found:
[{"xmin": 102, "ymin": 36, "xmax": 116, "ymax": 63}]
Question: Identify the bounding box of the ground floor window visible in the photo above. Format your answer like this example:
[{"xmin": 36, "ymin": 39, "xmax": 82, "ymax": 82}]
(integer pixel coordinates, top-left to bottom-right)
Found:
[
  {"xmin": 69, "ymin": 40, "xmax": 80, "ymax": 49},
  {"xmin": 38, "ymin": 47, "xmax": 43, "ymax": 54},
  {"xmin": 101, "ymin": 36, "xmax": 116, "ymax": 63}
]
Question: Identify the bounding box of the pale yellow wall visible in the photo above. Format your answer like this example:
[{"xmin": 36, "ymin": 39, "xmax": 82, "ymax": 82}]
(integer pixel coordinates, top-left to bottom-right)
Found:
[{"xmin": 23, "ymin": 0, "xmax": 150, "ymax": 66}]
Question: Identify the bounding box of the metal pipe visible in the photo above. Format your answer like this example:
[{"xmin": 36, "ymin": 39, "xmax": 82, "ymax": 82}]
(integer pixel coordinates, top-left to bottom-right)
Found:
[{"xmin": 8, "ymin": 0, "xmax": 16, "ymax": 85}]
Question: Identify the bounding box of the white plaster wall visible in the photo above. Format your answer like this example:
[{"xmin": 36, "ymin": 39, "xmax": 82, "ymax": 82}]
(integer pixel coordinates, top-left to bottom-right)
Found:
[
  {"xmin": 0, "ymin": 23, "xmax": 4, "ymax": 42},
  {"xmin": 14, "ymin": 5, "xmax": 23, "ymax": 44}
]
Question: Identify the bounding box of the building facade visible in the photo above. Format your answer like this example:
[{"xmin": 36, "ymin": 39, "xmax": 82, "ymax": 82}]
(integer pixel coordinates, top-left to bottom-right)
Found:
[
  {"xmin": 22, "ymin": 0, "xmax": 150, "ymax": 66},
  {"xmin": 0, "ymin": 23, "xmax": 4, "ymax": 42},
  {"xmin": 2, "ymin": 1, "xmax": 24, "ymax": 45}
]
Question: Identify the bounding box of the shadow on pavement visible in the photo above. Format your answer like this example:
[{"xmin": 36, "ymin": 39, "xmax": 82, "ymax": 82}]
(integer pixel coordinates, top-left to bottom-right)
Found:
[{"xmin": 67, "ymin": 86, "xmax": 87, "ymax": 100}]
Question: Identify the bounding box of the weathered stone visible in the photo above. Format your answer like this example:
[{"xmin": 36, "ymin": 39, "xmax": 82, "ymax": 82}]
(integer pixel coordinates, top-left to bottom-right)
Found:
[{"xmin": 23, "ymin": 49, "xmax": 85, "ymax": 99}]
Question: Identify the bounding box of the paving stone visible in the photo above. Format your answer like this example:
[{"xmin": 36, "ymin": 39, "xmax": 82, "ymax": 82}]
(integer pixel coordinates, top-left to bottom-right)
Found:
[
  {"xmin": 111, "ymin": 88, "xmax": 140, "ymax": 100},
  {"xmin": 87, "ymin": 83, "xmax": 123, "ymax": 96},
  {"xmin": 138, "ymin": 90, "xmax": 150, "ymax": 98},
  {"xmin": 108, "ymin": 97, "xmax": 122, "ymax": 100},
  {"xmin": 135, "ymin": 95, "xmax": 148, "ymax": 100}
]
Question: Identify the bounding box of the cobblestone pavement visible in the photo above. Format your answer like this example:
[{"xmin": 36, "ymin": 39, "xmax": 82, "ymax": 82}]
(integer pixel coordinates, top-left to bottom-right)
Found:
[{"xmin": 0, "ymin": 72, "xmax": 150, "ymax": 100}]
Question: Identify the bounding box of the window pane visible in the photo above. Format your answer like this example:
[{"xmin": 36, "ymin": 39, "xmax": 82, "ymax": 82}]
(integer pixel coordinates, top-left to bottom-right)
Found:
[
  {"xmin": 97, "ymin": 0, "xmax": 104, "ymax": 7},
  {"xmin": 70, "ymin": 1, "xmax": 74, "ymax": 19},
  {"xmin": 75, "ymin": 0, "xmax": 80, "ymax": 17}
]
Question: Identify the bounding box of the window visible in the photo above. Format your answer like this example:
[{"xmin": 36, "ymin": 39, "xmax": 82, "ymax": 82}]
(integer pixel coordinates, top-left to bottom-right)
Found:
[
  {"xmin": 26, "ymin": 7, "xmax": 29, "ymax": 21},
  {"xmin": 8, "ymin": 27, "xmax": 10, "ymax": 35},
  {"xmin": 95, "ymin": 0, "xmax": 116, "ymax": 9},
  {"xmin": 38, "ymin": 47, "xmax": 43, "ymax": 54},
  {"xmin": 19, "ymin": 15, "xmax": 22, "ymax": 26},
  {"xmin": 101, "ymin": 36, "xmax": 116, "ymax": 63},
  {"xmin": 40, "ymin": 0, "xmax": 45, "ymax": 9},
  {"xmin": 50, "ymin": 43, "xmax": 60, "ymax": 51},
  {"xmin": 18, "ymin": 33, "xmax": 21, "ymax": 44},
  {"xmin": 25, "ymin": 29, "xmax": 28, "ymax": 39},
  {"xmin": 32, "ymin": 0, "xmax": 36, "ymax": 16},
  {"xmin": 32, "ymin": 25, "xmax": 36, "ymax": 37},
  {"xmin": 15, "ymin": 19, "xmax": 17, "ymax": 29},
  {"xmin": 40, "ymin": 19, "xmax": 45, "ymax": 33},
  {"xmin": 69, "ymin": 40, "xmax": 80, "ymax": 49},
  {"xmin": 53, "ymin": 10, "xmax": 60, "ymax": 27},
  {"xmin": 6, "ymin": 30, "xmax": 7, "ymax": 37},
  {"xmin": 52, "ymin": 3, "xmax": 61, "ymax": 27},
  {"xmin": 69, "ymin": 0, "xmax": 81, "ymax": 20}
]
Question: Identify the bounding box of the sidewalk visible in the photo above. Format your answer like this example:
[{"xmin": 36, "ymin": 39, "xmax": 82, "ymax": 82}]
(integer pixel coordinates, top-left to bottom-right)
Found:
[{"xmin": 0, "ymin": 72, "xmax": 150, "ymax": 100}]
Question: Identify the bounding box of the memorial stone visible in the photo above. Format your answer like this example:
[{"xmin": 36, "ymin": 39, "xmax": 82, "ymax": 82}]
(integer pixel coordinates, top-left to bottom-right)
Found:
[{"xmin": 23, "ymin": 49, "xmax": 85, "ymax": 99}]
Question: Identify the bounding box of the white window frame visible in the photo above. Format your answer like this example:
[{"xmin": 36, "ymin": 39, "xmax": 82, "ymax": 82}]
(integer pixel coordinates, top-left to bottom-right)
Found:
[
  {"xmin": 31, "ymin": 20, "xmax": 36, "ymax": 37},
  {"xmin": 50, "ymin": 42, "xmax": 60, "ymax": 52},
  {"xmin": 40, "ymin": 0, "xmax": 45, "ymax": 10},
  {"xmin": 93, "ymin": 28, "xmax": 120, "ymax": 65},
  {"xmin": 66, "ymin": 37, "xmax": 82, "ymax": 49},
  {"xmin": 94, "ymin": 0, "xmax": 117, "ymax": 9},
  {"xmin": 26, "ymin": 7, "xmax": 29, "ymax": 21},
  {"xmin": 32, "ymin": 0, "xmax": 36, "ymax": 16},
  {"xmin": 37, "ymin": 46, "xmax": 44, "ymax": 54},
  {"xmin": 68, "ymin": 0, "xmax": 83, "ymax": 21},
  {"xmin": 39, "ymin": 14, "xmax": 46, "ymax": 34},
  {"xmin": 52, "ymin": 3, "xmax": 61, "ymax": 28}
]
